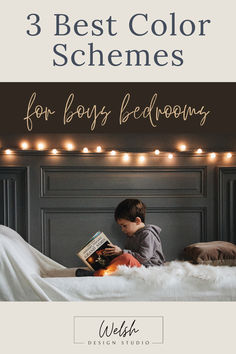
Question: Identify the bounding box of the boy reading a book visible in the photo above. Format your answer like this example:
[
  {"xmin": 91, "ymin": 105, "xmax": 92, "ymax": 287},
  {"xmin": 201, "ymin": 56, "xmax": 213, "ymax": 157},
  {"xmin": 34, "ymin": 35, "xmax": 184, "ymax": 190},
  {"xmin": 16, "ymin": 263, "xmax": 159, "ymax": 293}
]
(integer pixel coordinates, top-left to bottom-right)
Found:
[{"xmin": 76, "ymin": 198, "xmax": 165, "ymax": 276}]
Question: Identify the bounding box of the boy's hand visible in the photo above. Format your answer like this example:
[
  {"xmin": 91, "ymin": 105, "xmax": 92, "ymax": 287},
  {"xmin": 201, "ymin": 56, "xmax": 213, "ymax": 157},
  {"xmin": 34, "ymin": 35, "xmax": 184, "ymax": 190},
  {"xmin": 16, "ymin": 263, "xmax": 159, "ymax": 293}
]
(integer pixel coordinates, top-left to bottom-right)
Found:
[{"xmin": 104, "ymin": 243, "xmax": 122, "ymax": 256}]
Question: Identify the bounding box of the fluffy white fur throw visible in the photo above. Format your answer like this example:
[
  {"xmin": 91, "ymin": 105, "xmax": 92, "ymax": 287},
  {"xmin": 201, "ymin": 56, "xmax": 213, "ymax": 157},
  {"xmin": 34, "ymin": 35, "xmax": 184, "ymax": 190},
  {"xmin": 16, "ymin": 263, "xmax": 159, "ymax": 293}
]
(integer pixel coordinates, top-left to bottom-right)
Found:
[{"xmin": 114, "ymin": 261, "xmax": 236, "ymax": 288}]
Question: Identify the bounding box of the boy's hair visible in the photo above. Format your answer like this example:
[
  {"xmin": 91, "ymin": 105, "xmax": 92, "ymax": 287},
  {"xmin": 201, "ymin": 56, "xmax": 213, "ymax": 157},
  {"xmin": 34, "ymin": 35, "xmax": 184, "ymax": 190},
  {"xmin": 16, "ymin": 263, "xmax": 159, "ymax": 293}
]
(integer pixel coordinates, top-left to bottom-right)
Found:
[{"xmin": 114, "ymin": 199, "xmax": 146, "ymax": 223}]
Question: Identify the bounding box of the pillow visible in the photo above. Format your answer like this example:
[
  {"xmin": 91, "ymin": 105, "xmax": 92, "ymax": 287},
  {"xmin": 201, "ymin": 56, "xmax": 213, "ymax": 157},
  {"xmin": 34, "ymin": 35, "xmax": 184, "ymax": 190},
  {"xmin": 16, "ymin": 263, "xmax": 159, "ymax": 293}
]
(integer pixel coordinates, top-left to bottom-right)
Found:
[{"xmin": 184, "ymin": 241, "xmax": 236, "ymax": 266}]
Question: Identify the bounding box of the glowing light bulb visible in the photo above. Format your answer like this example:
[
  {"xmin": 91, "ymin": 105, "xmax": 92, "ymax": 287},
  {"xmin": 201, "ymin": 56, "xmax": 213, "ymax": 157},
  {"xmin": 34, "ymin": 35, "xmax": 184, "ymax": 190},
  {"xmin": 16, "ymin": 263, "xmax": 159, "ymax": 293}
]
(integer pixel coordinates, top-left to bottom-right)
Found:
[
  {"xmin": 96, "ymin": 146, "xmax": 102, "ymax": 153},
  {"xmin": 226, "ymin": 152, "xmax": 232, "ymax": 159},
  {"xmin": 168, "ymin": 153, "xmax": 173, "ymax": 159},
  {"xmin": 37, "ymin": 143, "xmax": 45, "ymax": 150},
  {"xmin": 5, "ymin": 149, "xmax": 12, "ymax": 155},
  {"xmin": 110, "ymin": 150, "xmax": 116, "ymax": 155},
  {"xmin": 123, "ymin": 153, "xmax": 129, "ymax": 161},
  {"xmin": 139, "ymin": 155, "xmax": 145, "ymax": 163},
  {"xmin": 66, "ymin": 143, "xmax": 74, "ymax": 151},
  {"xmin": 52, "ymin": 149, "xmax": 58, "ymax": 155},
  {"xmin": 179, "ymin": 144, "xmax": 187, "ymax": 151},
  {"xmin": 196, "ymin": 148, "xmax": 203, "ymax": 154},
  {"xmin": 83, "ymin": 147, "xmax": 89, "ymax": 153},
  {"xmin": 154, "ymin": 149, "xmax": 160, "ymax": 155},
  {"xmin": 210, "ymin": 153, "xmax": 216, "ymax": 159},
  {"xmin": 21, "ymin": 142, "xmax": 29, "ymax": 150}
]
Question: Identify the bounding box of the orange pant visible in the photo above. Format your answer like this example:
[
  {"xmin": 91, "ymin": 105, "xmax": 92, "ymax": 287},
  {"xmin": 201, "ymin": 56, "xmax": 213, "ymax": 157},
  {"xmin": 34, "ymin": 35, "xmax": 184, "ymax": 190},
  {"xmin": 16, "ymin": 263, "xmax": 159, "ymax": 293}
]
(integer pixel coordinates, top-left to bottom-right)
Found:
[{"xmin": 94, "ymin": 253, "xmax": 141, "ymax": 276}]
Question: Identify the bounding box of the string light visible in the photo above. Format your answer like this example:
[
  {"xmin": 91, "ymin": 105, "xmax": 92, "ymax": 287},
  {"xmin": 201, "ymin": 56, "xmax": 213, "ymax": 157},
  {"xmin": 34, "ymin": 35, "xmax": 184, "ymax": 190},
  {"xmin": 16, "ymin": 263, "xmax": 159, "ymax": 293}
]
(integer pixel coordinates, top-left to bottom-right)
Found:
[
  {"xmin": 139, "ymin": 155, "xmax": 145, "ymax": 163},
  {"xmin": 179, "ymin": 144, "xmax": 187, "ymax": 151},
  {"xmin": 0, "ymin": 145, "xmax": 235, "ymax": 162},
  {"xmin": 210, "ymin": 152, "xmax": 216, "ymax": 159},
  {"xmin": 37, "ymin": 142, "xmax": 45, "ymax": 150},
  {"xmin": 123, "ymin": 153, "xmax": 129, "ymax": 161},
  {"xmin": 5, "ymin": 149, "xmax": 12, "ymax": 155},
  {"xmin": 21, "ymin": 141, "xmax": 29, "ymax": 150},
  {"xmin": 66, "ymin": 143, "xmax": 74, "ymax": 151}
]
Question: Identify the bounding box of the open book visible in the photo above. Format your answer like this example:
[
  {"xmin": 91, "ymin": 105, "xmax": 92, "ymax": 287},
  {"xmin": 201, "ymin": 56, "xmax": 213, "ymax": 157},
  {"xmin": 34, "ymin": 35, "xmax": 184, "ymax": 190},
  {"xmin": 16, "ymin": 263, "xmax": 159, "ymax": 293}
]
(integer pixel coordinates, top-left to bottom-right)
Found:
[{"xmin": 77, "ymin": 231, "xmax": 115, "ymax": 271}]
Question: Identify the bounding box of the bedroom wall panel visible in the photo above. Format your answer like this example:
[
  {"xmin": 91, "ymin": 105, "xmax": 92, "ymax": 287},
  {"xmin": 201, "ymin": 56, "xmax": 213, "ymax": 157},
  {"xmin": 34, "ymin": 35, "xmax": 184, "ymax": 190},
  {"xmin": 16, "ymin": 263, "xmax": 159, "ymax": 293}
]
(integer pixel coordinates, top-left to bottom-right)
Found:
[
  {"xmin": 41, "ymin": 207, "xmax": 206, "ymax": 267},
  {"xmin": 0, "ymin": 167, "xmax": 28, "ymax": 241},
  {"xmin": 218, "ymin": 167, "xmax": 236, "ymax": 243},
  {"xmin": 0, "ymin": 153, "xmax": 235, "ymax": 264},
  {"xmin": 41, "ymin": 166, "xmax": 206, "ymax": 198}
]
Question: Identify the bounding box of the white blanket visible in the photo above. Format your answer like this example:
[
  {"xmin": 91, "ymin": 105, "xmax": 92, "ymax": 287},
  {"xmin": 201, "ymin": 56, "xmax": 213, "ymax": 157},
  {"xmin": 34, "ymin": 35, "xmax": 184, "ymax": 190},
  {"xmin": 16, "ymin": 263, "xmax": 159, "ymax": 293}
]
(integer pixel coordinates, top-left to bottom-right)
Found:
[{"xmin": 1, "ymin": 225, "xmax": 236, "ymax": 301}]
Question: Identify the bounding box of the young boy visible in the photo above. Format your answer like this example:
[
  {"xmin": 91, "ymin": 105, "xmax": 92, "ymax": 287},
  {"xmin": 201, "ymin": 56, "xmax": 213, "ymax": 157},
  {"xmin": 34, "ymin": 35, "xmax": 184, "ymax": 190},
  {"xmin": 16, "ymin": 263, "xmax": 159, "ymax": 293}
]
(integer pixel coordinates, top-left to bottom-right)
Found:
[
  {"xmin": 75, "ymin": 198, "xmax": 165, "ymax": 276},
  {"xmin": 102, "ymin": 199, "xmax": 165, "ymax": 269}
]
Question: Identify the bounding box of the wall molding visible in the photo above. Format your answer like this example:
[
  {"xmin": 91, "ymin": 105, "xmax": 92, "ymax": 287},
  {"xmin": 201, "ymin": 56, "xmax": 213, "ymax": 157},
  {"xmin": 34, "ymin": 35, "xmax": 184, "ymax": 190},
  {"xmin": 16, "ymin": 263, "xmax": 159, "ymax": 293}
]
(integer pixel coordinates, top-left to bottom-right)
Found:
[
  {"xmin": 218, "ymin": 167, "xmax": 236, "ymax": 242},
  {"xmin": 41, "ymin": 206, "xmax": 207, "ymax": 257},
  {"xmin": 41, "ymin": 166, "xmax": 207, "ymax": 198},
  {"xmin": 0, "ymin": 167, "xmax": 29, "ymax": 241}
]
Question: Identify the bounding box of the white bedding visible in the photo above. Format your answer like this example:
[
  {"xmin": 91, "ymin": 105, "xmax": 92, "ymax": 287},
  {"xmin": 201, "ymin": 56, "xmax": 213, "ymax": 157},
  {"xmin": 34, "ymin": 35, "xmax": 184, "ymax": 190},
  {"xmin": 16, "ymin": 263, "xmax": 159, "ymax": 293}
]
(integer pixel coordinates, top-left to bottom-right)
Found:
[{"xmin": 1, "ymin": 225, "xmax": 236, "ymax": 301}]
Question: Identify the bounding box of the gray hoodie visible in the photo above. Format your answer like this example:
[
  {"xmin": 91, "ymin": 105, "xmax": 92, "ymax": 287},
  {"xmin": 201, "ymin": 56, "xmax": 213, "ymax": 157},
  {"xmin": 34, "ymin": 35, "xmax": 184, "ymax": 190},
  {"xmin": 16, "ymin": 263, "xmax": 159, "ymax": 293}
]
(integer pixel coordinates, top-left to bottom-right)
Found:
[{"xmin": 123, "ymin": 224, "xmax": 165, "ymax": 267}]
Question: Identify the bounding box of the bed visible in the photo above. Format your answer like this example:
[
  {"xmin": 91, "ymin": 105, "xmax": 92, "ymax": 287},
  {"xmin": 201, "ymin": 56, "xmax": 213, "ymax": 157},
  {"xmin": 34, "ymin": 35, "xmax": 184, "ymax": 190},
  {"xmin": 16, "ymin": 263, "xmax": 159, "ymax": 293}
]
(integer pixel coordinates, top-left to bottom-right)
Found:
[{"xmin": 1, "ymin": 225, "xmax": 236, "ymax": 301}]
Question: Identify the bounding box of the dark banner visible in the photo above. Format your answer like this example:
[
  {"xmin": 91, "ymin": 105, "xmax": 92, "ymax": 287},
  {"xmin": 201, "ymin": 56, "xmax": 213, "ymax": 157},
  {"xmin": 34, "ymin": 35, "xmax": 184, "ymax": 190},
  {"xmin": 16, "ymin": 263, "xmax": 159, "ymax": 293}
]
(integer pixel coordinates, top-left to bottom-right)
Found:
[{"xmin": 1, "ymin": 82, "xmax": 235, "ymax": 134}]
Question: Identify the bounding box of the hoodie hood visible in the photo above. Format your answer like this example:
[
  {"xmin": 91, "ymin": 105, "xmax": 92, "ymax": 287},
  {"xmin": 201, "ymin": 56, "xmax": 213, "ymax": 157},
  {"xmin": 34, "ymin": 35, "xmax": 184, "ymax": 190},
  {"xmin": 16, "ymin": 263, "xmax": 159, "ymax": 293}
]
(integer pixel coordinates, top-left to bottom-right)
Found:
[{"xmin": 135, "ymin": 224, "xmax": 161, "ymax": 239}]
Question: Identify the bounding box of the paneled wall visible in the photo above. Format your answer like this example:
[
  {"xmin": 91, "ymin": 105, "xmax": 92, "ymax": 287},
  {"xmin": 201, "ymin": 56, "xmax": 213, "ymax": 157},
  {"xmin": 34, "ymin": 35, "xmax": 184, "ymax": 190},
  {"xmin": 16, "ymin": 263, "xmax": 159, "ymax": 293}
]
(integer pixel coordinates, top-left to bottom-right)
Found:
[
  {"xmin": 0, "ymin": 152, "xmax": 235, "ymax": 267},
  {"xmin": 0, "ymin": 167, "xmax": 28, "ymax": 239},
  {"xmin": 218, "ymin": 167, "xmax": 236, "ymax": 243}
]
